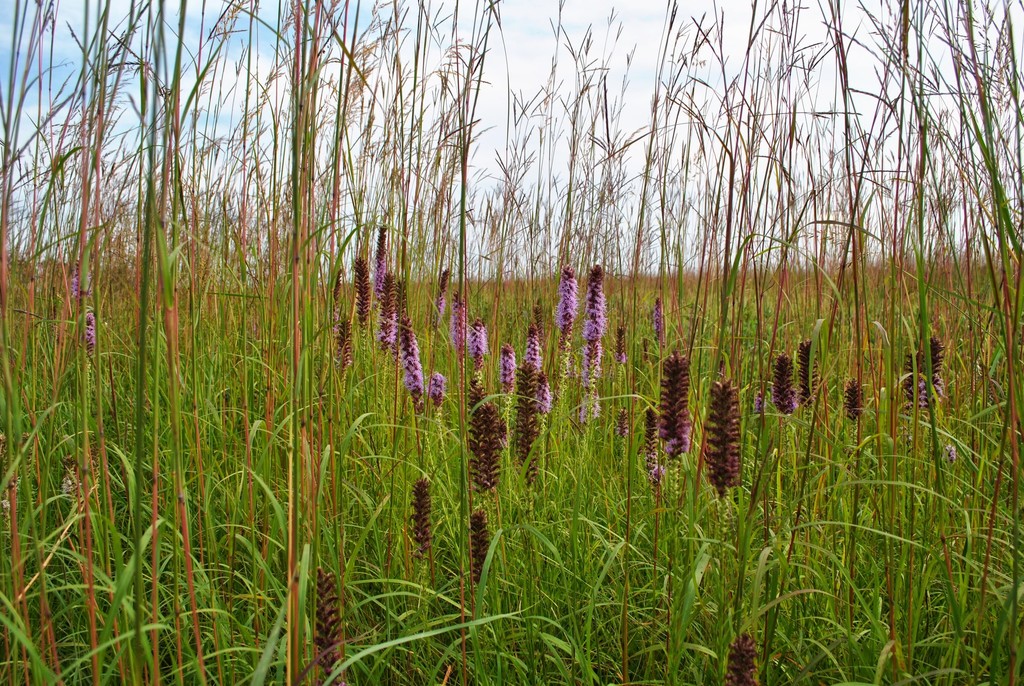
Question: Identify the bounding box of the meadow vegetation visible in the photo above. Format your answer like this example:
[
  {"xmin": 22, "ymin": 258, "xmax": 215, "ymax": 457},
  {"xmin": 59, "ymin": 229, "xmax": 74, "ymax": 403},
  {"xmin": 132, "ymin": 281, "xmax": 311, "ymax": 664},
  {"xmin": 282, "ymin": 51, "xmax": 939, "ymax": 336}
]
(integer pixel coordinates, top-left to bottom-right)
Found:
[{"xmin": 0, "ymin": 0, "xmax": 1023, "ymax": 683}]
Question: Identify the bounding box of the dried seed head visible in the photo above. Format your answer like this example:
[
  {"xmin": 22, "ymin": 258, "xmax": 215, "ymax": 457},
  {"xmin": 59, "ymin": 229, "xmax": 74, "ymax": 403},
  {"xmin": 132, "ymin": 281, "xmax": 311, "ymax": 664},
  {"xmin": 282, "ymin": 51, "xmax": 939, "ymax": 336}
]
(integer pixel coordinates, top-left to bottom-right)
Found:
[
  {"xmin": 643, "ymin": 408, "xmax": 664, "ymax": 488},
  {"xmin": 615, "ymin": 408, "xmax": 630, "ymax": 437},
  {"xmin": 797, "ymin": 339, "xmax": 818, "ymax": 405},
  {"xmin": 334, "ymin": 319, "xmax": 352, "ymax": 371},
  {"xmin": 354, "ymin": 257, "xmax": 371, "ymax": 327},
  {"xmin": 469, "ymin": 508, "xmax": 490, "ymax": 584},
  {"xmin": 706, "ymin": 379, "xmax": 741, "ymax": 497},
  {"xmin": 725, "ymin": 633, "xmax": 758, "ymax": 686},
  {"xmin": 514, "ymin": 364, "xmax": 541, "ymax": 484},
  {"xmin": 314, "ymin": 568, "xmax": 342, "ymax": 685},
  {"xmin": 659, "ymin": 351, "xmax": 692, "ymax": 457},
  {"xmin": 331, "ymin": 267, "xmax": 344, "ymax": 314},
  {"xmin": 615, "ymin": 325, "xmax": 627, "ymax": 365},
  {"xmin": 843, "ymin": 378, "xmax": 862, "ymax": 420},
  {"xmin": 410, "ymin": 477, "xmax": 432, "ymax": 558},
  {"xmin": 377, "ymin": 272, "xmax": 397, "ymax": 352},
  {"xmin": 400, "ymin": 315, "xmax": 424, "ymax": 410},
  {"xmin": 468, "ymin": 381, "xmax": 504, "ymax": 492},
  {"xmin": 771, "ymin": 353, "xmax": 797, "ymax": 415},
  {"xmin": 533, "ymin": 300, "xmax": 545, "ymax": 338}
]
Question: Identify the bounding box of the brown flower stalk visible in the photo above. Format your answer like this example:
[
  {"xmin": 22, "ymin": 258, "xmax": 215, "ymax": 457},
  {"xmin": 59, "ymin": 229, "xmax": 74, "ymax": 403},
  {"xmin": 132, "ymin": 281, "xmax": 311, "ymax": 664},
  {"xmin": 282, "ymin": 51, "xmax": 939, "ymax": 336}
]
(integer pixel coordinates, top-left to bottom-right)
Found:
[
  {"xmin": 468, "ymin": 378, "xmax": 504, "ymax": 492},
  {"xmin": 354, "ymin": 256, "xmax": 371, "ymax": 327},
  {"xmin": 314, "ymin": 568, "xmax": 342, "ymax": 685},
  {"xmin": 411, "ymin": 477, "xmax": 432, "ymax": 559},
  {"xmin": 469, "ymin": 508, "xmax": 490, "ymax": 585},
  {"xmin": 706, "ymin": 379, "xmax": 741, "ymax": 497},
  {"xmin": 514, "ymin": 364, "xmax": 541, "ymax": 484}
]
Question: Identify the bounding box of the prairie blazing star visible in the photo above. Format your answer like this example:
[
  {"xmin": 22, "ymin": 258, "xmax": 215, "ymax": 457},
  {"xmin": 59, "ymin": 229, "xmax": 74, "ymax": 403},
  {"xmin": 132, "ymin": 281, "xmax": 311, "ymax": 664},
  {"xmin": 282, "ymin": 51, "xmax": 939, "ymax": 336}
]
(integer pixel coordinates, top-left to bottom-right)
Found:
[
  {"xmin": 615, "ymin": 408, "xmax": 630, "ymax": 437},
  {"xmin": 435, "ymin": 269, "xmax": 450, "ymax": 322},
  {"xmin": 904, "ymin": 351, "xmax": 934, "ymax": 409},
  {"xmin": 642, "ymin": 409, "xmax": 663, "ymax": 488},
  {"xmin": 725, "ymin": 633, "xmax": 758, "ymax": 686},
  {"xmin": 469, "ymin": 318, "xmax": 488, "ymax": 367},
  {"xmin": 580, "ymin": 265, "xmax": 606, "ymax": 394},
  {"xmin": 314, "ymin": 569, "xmax": 342, "ymax": 685},
  {"xmin": 428, "ymin": 372, "xmax": 446, "ymax": 407},
  {"xmin": 753, "ymin": 391, "xmax": 764, "ymax": 414},
  {"xmin": 945, "ymin": 444, "xmax": 957, "ymax": 463},
  {"xmin": 535, "ymin": 372, "xmax": 552, "ymax": 414},
  {"xmin": 377, "ymin": 273, "xmax": 397, "ymax": 352},
  {"xmin": 469, "ymin": 509, "xmax": 490, "ymax": 584},
  {"xmin": 514, "ymin": 365, "xmax": 541, "ymax": 484},
  {"xmin": 524, "ymin": 324, "xmax": 543, "ymax": 370},
  {"xmin": 706, "ymin": 379, "xmax": 741, "ymax": 497},
  {"xmin": 468, "ymin": 378, "xmax": 503, "ymax": 492},
  {"xmin": 334, "ymin": 319, "xmax": 352, "ymax": 370},
  {"xmin": 450, "ymin": 291, "xmax": 467, "ymax": 355},
  {"xmin": 373, "ymin": 226, "xmax": 388, "ymax": 301},
  {"xmin": 411, "ymin": 477, "xmax": 432, "ymax": 558},
  {"xmin": 653, "ymin": 296, "xmax": 664, "ymax": 347},
  {"xmin": 770, "ymin": 352, "xmax": 797, "ymax": 415},
  {"xmin": 400, "ymin": 316, "xmax": 424, "ymax": 409},
  {"xmin": 532, "ymin": 300, "xmax": 545, "ymax": 338},
  {"xmin": 797, "ymin": 339, "xmax": 818, "ymax": 404},
  {"xmin": 555, "ymin": 265, "xmax": 578, "ymax": 339},
  {"xmin": 659, "ymin": 351, "xmax": 692, "ymax": 457},
  {"xmin": 615, "ymin": 325, "xmax": 627, "ymax": 365},
  {"xmin": 354, "ymin": 256, "xmax": 371, "ymax": 327},
  {"xmin": 71, "ymin": 263, "xmax": 91, "ymax": 302},
  {"xmin": 930, "ymin": 336, "xmax": 946, "ymax": 397},
  {"xmin": 843, "ymin": 379, "xmax": 863, "ymax": 420},
  {"xmin": 331, "ymin": 268, "xmax": 344, "ymax": 316},
  {"xmin": 582, "ymin": 265, "xmax": 606, "ymax": 344},
  {"xmin": 500, "ymin": 344, "xmax": 516, "ymax": 393},
  {"xmin": 84, "ymin": 312, "xmax": 96, "ymax": 355}
]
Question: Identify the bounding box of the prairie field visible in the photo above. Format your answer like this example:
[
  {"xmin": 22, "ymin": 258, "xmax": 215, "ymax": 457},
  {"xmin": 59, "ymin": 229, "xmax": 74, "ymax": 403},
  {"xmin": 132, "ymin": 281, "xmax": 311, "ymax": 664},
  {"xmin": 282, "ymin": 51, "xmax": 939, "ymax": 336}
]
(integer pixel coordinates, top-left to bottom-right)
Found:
[{"xmin": 0, "ymin": 0, "xmax": 1023, "ymax": 684}]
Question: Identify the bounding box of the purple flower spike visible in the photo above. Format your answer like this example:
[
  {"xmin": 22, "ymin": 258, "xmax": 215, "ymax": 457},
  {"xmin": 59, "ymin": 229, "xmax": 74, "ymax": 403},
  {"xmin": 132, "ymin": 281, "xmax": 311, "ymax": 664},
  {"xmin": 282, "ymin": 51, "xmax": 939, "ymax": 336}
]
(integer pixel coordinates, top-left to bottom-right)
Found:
[
  {"xmin": 400, "ymin": 316, "xmax": 424, "ymax": 409},
  {"xmin": 469, "ymin": 318, "xmax": 488, "ymax": 367},
  {"xmin": 84, "ymin": 311, "xmax": 96, "ymax": 355},
  {"xmin": 435, "ymin": 269, "xmax": 450, "ymax": 322},
  {"xmin": 581, "ymin": 265, "xmax": 606, "ymax": 344},
  {"xmin": 648, "ymin": 463, "xmax": 666, "ymax": 487},
  {"xmin": 450, "ymin": 292, "xmax": 466, "ymax": 354},
  {"xmin": 535, "ymin": 372, "xmax": 552, "ymax": 414},
  {"xmin": 428, "ymin": 372, "xmax": 446, "ymax": 407},
  {"xmin": 524, "ymin": 324, "xmax": 543, "ymax": 370},
  {"xmin": 653, "ymin": 297, "xmax": 664, "ymax": 347},
  {"xmin": 377, "ymin": 273, "xmax": 397, "ymax": 352},
  {"xmin": 373, "ymin": 226, "xmax": 388, "ymax": 301},
  {"xmin": 581, "ymin": 341, "xmax": 603, "ymax": 387},
  {"xmin": 753, "ymin": 391, "xmax": 764, "ymax": 413},
  {"xmin": 500, "ymin": 344, "xmax": 517, "ymax": 393},
  {"xmin": 555, "ymin": 266, "xmax": 578, "ymax": 338}
]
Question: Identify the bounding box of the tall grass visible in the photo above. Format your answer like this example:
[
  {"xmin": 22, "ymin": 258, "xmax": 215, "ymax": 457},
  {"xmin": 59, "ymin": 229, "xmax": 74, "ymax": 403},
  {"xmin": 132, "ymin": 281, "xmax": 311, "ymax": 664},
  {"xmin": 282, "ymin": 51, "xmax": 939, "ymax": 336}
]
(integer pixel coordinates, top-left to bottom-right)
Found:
[{"xmin": 0, "ymin": 0, "xmax": 1022, "ymax": 683}]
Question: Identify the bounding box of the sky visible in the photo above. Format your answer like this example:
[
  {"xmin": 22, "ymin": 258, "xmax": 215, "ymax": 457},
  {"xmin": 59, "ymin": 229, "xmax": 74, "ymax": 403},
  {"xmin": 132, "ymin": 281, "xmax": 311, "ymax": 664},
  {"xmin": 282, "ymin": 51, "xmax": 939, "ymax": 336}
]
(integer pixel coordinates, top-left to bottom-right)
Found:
[{"xmin": 0, "ymin": 0, "xmax": 836, "ymax": 168}]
